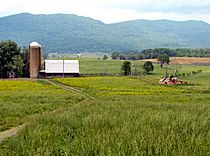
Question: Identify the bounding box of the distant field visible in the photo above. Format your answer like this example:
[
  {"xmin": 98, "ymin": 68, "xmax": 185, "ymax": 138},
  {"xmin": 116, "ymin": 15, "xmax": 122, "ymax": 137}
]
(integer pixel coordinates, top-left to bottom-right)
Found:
[
  {"xmin": 1, "ymin": 59, "xmax": 210, "ymax": 155},
  {"xmin": 79, "ymin": 58, "xmax": 124, "ymax": 74},
  {"xmin": 141, "ymin": 57, "xmax": 210, "ymax": 65},
  {"xmin": 77, "ymin": 58, "xmax": 210, "ymax": 81},
  {"xmin": 46, "ymin": 56, "xmax": 210, "ymax": 74}
]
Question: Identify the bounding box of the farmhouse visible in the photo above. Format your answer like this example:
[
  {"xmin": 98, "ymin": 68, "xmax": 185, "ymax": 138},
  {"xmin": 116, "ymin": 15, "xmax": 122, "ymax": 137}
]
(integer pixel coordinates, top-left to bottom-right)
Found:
[{"xmin": 29, "ymin": 41, "xmax": 79, "ymax": 78}]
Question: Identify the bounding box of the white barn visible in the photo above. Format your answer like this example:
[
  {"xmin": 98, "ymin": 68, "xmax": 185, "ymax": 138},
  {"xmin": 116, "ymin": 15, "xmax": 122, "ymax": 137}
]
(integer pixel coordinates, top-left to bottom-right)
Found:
[{"xmin": 40, "ymin": 60, "xmax": 79, "ymax": 77}]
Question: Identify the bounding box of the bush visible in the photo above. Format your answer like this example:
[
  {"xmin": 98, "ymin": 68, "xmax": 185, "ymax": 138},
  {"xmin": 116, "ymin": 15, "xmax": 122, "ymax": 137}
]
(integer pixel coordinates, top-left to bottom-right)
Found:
[
  {"xmin": 121, "ymin": 61, "xmax": 131, "ymax": 76},
  {"xmin": 103, "ymin": 55, "xmax": 108, "ymax": 60},
  {"xmin": 143, "ymin": 61, "xmax": 154, "ymax": 74},
  {"xmin": 192, "ymin": 71, "xmax": 196, "ymax": 75}
]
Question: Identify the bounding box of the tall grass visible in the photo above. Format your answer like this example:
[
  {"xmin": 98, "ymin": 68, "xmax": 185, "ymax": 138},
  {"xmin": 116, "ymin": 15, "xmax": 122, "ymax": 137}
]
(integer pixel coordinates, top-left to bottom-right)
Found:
[
  {"xmin": 1, "ymin": 76, "xmax": 210, "ymax": 155},
  {"xmin": 0, "ymin": 80, "xmax": 83, "ymax": 131}
]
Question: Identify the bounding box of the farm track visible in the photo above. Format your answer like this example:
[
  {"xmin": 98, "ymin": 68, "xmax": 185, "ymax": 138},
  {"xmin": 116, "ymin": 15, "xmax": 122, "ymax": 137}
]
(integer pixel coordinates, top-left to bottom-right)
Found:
[
  {"xmin": 0, "ymin": 125, "xmax": 25, "ymax": 143},
  {"xmin": 0, "ymin": 79, "xmax": 94, "ymax": 144},
  {"xmin": 44, "ymin": 79, "xmax": 95, "ymax": 100}
]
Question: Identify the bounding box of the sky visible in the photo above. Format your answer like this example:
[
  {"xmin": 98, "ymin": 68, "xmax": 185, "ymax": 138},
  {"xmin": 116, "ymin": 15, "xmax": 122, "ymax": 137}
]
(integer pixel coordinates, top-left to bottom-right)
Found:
[{"xmin": 0, "ymin": 0, "xmax": 210, "ymax": 24}]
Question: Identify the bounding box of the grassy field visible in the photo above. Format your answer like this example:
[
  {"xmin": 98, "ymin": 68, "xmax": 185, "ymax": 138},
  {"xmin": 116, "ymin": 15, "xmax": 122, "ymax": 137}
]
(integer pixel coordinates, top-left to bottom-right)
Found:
[
  {"xmin": 1, "ymin": 74, "xmax": 210, "ymax": 155},
  {"xmin": 0, "ymin": 79, "xmax": 83, "ymax": 132},
  {"xmin": 79, "ymin": 58, "xmax": 124, "ymax": 74},
  {"xmin": 79, "ymin": 58, "xmax": 210, "ymax": 82},
  {"xmin": 141, "ymin": 57, "xmax": 210, "ymax": 65},
  {"xmin": 47, "ymin": 56, "xmax": 210, "ymax": 75},
  {"xmin": 1, "ymin": 58, "xmax": 210, "ymax": 155}
]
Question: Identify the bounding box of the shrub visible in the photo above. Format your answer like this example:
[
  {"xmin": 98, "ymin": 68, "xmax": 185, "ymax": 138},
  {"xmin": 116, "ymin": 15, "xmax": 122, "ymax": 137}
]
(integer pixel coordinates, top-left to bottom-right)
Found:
[
  {"xmin": 121, "ymin": 61, "xmax": 131, "ymax": 76},
  {"xmin": 143, "ymin": 61, "xmax": 154, "ymax": 74}
]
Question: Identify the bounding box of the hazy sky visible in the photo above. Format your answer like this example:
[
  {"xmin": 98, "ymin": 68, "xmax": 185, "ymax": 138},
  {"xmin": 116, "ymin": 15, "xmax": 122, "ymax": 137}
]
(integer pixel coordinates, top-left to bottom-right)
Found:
[{"xmin": 1, "ymin": 0, "xmax": 210, "ymax": 23}]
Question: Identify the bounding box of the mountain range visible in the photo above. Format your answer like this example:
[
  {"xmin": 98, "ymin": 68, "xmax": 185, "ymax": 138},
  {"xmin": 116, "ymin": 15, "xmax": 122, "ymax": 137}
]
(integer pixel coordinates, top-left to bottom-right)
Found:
[{"xmin": 0, "ymin": 13, "xmax": 210, "ymax": 53}]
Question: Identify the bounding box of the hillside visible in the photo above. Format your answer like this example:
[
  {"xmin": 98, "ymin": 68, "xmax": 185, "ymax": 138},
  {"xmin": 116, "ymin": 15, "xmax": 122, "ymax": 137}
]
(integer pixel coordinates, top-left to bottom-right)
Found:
[{"xmin": 0, "ymin": 13, "xmax": 210, "ymax": 53}]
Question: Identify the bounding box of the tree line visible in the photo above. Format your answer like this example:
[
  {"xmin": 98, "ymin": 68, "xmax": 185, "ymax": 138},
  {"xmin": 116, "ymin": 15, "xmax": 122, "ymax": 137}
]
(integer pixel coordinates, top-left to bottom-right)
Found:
[
  {"xmin": 121, "ymin": 61, "xmax": 154, "ymax": 76},
  {"xmin": 112, "ymin": 48, "xmax": 210, "ymax": 60},
  {"xmin": 0, "ymin": 40, "xmax": 29, "ymax": 78}
]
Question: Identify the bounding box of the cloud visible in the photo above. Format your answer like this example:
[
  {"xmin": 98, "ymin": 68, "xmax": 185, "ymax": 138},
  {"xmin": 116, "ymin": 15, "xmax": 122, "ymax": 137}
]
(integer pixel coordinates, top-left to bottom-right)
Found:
[{"xmin": 0, "ymin": 0, "xmax": 210, "ymax": 23}]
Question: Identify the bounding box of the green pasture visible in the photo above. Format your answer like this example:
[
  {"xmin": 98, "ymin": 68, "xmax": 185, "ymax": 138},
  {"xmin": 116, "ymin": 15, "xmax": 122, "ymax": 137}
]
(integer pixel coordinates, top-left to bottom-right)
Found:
[
  {"xmin": 46, "ymin": 56, "xmax": 210, "ymax": 76},
  {"xmin": 0, "ymin": 80, "xmax": 83, "ymax": 132},
  {"xmin": 78, "ymin": 58, "xmax": 210, "ymax": 77},
  {"xmin": 1, "ymin": 58, "xmax": 210, "ymax": 155}
]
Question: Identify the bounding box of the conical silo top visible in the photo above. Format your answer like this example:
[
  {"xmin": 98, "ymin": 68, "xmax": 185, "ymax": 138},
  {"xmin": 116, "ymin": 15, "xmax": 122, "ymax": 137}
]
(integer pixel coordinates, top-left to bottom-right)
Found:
[{"xmin": 30, "ymin": 42, "xmax": 41, "ymax": 47}]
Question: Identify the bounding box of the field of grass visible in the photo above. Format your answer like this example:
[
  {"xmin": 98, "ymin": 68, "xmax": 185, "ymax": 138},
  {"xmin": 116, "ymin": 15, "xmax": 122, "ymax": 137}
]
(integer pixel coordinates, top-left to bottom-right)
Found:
[
  {"xmin": 46, "ymin": 56, "xmax": 210, "ymax": 76},
  {"xmin": 1, "ymin": 58, "xmax": 210, "ymax": 155},
  {"xmin": 0, "ymin": 79, "xmax": 83, "ymax": 132},
  {"xmin": 141, "ymin": 57, "xmax": 210, "ymax": 65},
  {"xmin": 78, "ymin": 58, "xmax": 210, "ymax": 77},
  {"xmin": 79, "ymin": 58, "xmax": 124, "ymax": 74},
  {"xmin": 1, "ymin": 73, "xmax": 210, "ymax": 155}
]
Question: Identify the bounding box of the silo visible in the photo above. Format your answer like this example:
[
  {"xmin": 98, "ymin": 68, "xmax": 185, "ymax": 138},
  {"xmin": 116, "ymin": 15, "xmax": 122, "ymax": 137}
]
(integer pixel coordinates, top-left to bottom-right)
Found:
[{"xmin": 29, "ymin": 42, "xmax": 41, "ymax": 78}]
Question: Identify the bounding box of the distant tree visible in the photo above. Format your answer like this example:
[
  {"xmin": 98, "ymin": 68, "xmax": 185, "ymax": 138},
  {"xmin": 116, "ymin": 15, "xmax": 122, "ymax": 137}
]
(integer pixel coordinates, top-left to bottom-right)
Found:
[
  {"xmin": 119, "ymin": 54, "xmax": 126, "ymax": 60},
  {"xmin": 136, "ymin": 54, "xmax": 144, "ymax": 60},
  {"xmin": 111, "ymin": 52, "xmax": 119, "ymax": 59},
  {"xmin": 0, "ymin": 40, "xmax": 21, "ymax": 77},
  {"xmin": 143, "ymin": 61, "xmax": 154, "ymax": 74},
  {"xmin": 157, "ymin": 54, "xmax": 170, "ymax": 68},
  {"xmin": 103, "ymin": 55, "xmax": 108, "ymax": 60},
  {"xmin": 121, "ymin": 61, "xmax": 131, "ymax": 76},
  {"xmin": 127, "ymin": 54, "xmax": 136, "ymax": 60}
]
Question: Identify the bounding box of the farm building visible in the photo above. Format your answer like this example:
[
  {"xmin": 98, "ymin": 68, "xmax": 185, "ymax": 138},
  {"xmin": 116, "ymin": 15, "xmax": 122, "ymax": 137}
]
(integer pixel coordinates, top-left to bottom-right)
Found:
[
  {"xmin": 29, "ymin": 41, "xmax": 79, "ymax": 78},
  {"xmin": 39, "ymin": 60, "xmax": 79, "ymax": 78}
]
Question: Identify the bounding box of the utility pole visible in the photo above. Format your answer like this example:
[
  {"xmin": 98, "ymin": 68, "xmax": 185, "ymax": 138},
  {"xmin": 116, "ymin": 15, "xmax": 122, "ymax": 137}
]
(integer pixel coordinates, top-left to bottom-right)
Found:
[{"xmin": 131, "ymin": 63, "xmax": 134, "ymax": 76}]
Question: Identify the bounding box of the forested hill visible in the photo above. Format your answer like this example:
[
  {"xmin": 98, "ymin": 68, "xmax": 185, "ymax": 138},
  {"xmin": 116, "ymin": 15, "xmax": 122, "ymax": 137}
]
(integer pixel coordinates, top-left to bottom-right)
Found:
[{"xmin": 0, "ymin": 13, "xmax": 210, "ymax": 53}]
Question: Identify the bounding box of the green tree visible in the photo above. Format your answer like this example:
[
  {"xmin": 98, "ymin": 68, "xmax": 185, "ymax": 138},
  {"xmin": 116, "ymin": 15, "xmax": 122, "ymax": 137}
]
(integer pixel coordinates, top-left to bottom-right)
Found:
[
  {"xmin": 136, "ymin": 54, "xmax": 144, "ymax": 60},
  {"xmin": 143, "ymin": 61, "xmax": 154, "ymax": 74},
  {"xmin": 0, "ymin": 40, "xmax": 21, "ymax": 77},
  {"xmin": 9, "ymin": 55, "xmax": 24, "ymax": 77},
  {"xmin": 20, "ymin": 47, "xmax": 29, "ymax": 77},
  {"xmin": 121, "ymin": 61, "xmax": 131, "ymax": 76},
  {"xmin": 103, "ymin": 55, "xmax": 108, "ymax": 60},
  {"xmin": 111, "ymin": 52, "xmax": 119, "ymax": 59},
  {"xmin": 157, "ymin": 54, "xmax": 170, "ymax": 68}
]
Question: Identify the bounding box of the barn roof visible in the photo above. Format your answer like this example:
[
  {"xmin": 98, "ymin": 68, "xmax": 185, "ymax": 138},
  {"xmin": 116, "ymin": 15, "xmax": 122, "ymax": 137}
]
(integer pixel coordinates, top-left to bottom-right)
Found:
[{"xmin": 45, "ymin": 60, "xmax": 79, "ymax": 64}]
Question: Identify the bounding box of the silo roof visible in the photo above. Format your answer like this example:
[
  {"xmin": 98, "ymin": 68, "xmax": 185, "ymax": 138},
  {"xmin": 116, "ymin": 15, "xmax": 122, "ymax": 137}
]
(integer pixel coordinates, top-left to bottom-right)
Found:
[{"xmin": 30, "ymin": 42, "xmax": 41, "ymax": 47}]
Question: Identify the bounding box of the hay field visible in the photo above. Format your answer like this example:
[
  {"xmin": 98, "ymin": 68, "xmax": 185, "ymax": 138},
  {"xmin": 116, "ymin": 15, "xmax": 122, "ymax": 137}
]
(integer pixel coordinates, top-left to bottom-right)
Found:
[
  {"xmin": 1, "ymin": 60, "xmax": 210, "ymax": 155},
  {"xmin": 0, "ymin": 79, "xmax": 83, "ymax": 132},
  {"xmin": 1, "ymin": 75, "xmax": 210, "ymax": 155},
  {"xmin": 141, "ymin": 57, "xmax": 210, "ymax": 65}
]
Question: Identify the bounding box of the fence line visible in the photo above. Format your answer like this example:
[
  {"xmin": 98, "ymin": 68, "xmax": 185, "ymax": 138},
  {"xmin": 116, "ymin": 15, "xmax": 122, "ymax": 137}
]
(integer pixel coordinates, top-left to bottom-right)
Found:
[{"xmin": 80, "ymin": 73, "xmax": 123, "ymax": 77}]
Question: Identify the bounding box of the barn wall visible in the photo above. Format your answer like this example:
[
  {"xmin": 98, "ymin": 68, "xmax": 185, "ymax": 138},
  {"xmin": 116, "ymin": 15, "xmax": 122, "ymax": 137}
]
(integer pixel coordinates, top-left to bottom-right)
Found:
[{"xmin": 45, "ymin": 60, "xmax": 79, "ymax": 74}]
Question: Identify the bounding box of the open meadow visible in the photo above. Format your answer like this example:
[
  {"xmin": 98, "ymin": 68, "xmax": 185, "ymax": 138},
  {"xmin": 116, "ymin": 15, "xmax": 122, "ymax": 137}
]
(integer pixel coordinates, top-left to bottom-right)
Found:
[
  {"xmin": 78, "ymin": 57, "xmax": 210, "ymax": 77},
  {"xmin": 1, "ymin": 58, "xmax": 210, "ymax": 155},
  {"xmin": 0, "ymin": 80, "xmax": 84, "ymax": 132},
  {"xmin": 140, "ymin": 57, "xmax": 210, "ymax": 65}
]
